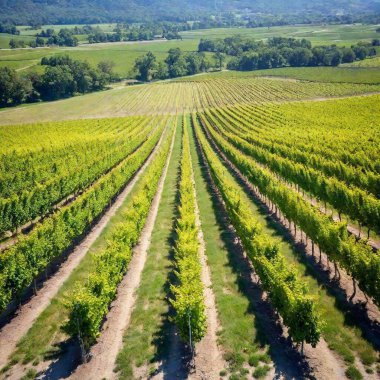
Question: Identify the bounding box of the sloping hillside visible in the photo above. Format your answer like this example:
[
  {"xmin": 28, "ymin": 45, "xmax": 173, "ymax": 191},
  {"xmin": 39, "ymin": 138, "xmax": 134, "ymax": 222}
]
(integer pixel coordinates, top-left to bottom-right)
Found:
[{"xmin": 0, "ymin": 0, "xmax": 379, "ymax": 24}]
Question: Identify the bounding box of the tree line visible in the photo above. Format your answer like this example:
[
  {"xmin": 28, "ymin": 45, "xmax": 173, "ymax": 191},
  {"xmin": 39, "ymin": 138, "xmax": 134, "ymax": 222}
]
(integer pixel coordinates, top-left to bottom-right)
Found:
[
  {"xmin": 5, "ymin": 22, "xmax": 380, "ymax": 50},
  {"xmin": 7, "ymin": 23, "xmax": 183, "ymax": 49},
  {"xmin": 0, "ymin": 22, "xmax": 19, "ymax": 34},
  {"xmin": 9, "ymin": 28, "xmax": 79, "ymax": 48},
  {"xmin": 88, "ymin": 22, "xmax": 183, "ymax": 43},
  {"xmin": 198, "ymin": 36, "xmax": 378, "ymax": 71},
  {"xmin": 133, "ymin": 48, "xmax": 211, "ymax": 82},
  {"xmin": 0, "ymin": 55, "xmax": 118, "ymax": 107}
]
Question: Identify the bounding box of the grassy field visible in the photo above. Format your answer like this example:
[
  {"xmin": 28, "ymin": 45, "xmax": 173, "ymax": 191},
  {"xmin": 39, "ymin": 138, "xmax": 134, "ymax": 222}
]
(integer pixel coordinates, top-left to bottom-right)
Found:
[
  {"xmin": 0, "ymin": 23, "xmax": 378, "ymax": 75},
  {"xmin": 17, "ymin": 23, "xmax": 116, "ymax": 36},
  {"xmin": 0, "ymin": 39, "xmax": 197, "ymax": 76},
  {"xmin": 343, "ymin": 56, "xmax": 380, "ymax": 67},
  {"xmin": 0, "ymin": 23, "xmax": 116, "ymax": 49},
  {"xmin": 0, "ymin": 33, "xmax": 37, "ymax": 49},
  {"xmin": 64, "ymin": 39, "xmax": 198, "ymax": 76},
  {"xmin": 249, "ymin": 66, "xmax": 380, "ymax": 84},
  {"xmin": 180, "ymin": 23, "xmax": 380, "ymax": 46}
]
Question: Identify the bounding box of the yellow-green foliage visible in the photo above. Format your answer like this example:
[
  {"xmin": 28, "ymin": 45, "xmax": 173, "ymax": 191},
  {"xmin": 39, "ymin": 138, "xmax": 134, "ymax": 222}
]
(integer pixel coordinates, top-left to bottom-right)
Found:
[
  {"xmin": 2, "ymin": 73, "xmax": 380, "ymax": 126},
  {"xmin": 198, "ymin": 99, "xmax": 380, "ymax": 306},
  {"xmin": 0, "ymin": 116, "xmax": 155, "ymax": 234},
  {"xmin": 64, "ymin": 120, "xmax": 174, "ymax": 348},
  {"xmin": 194, "ymin": 114, "xmax": 322, "ymax": 346},
  {"xmin": 170, "ymin": 117, "xmax": 206, "ymax": 343},
  {"xmin": 0, "ymin": 118, "xmax": 166, "ymax": 314}
]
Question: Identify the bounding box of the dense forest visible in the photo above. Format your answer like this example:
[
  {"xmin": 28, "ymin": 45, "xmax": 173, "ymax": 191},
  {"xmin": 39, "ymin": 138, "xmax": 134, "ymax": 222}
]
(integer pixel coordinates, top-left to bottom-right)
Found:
[{"xmin": 0, "ymin": 0, "xmax": 379, "ymax": 24}]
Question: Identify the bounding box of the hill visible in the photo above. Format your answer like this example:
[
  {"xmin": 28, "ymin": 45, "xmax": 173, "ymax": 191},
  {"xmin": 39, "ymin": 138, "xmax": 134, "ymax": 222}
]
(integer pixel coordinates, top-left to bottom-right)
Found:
[{"xmin": 1, "ymin": 0, "xmax": 379, "ymax": 25}]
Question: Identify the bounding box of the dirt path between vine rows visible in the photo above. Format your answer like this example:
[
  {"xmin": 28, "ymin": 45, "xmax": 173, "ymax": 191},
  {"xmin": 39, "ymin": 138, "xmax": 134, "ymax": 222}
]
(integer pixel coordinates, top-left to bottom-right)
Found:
[
  {"xmin": 0, "ymin": 132, "xmax": 166, "ymax": 369},
  {"xmin": 191, "ymin": 160, "xmax": 226, "ymax": 379},
  {"xmin": 70, "ymin": 128, "xmax": 176, "ymax": 380}
]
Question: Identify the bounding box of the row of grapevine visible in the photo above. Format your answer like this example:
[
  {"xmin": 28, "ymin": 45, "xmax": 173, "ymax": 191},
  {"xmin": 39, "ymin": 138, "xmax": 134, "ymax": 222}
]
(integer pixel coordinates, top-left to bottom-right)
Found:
[
  {"xmin": 204, "ymin": 108, "xmax": 380, "ymax": 233},
  {"xmin": 198, "ymin": 112, "xmax": 380, "ymax": 306},
  {"xmin": 216, "ymin": 105, "xmax": 380, "ymax": 197},
  {"xmin": 2, "ymin": 74, "xmax": 380, "ymax": 126},
  {"xmin": 0, "ymin": 117, "xmax": 154, "ymax": 235},
  {"xmin": 64, "ymin": 121, "xmax": 175, "ymax": 350},
  {"xmin": 227, "ymin": 100, "xmax": 380, "ymax": 172},
  {"xmin": 0, "ymin": 120, "xmax": 166, "ymax": 312},
  {"xmin": 185, "ymin": 75, "xmax": 380, "ymax": 110},
  {"xmin": 170, "ymin": 117, "xmax": 207, "ymax": 344},
  {"xmin": 193, "ymin": 114, "xmax": 322, "ymax": 348},
  {"xmin": 0, "ymin": 117, "xmax": 145, "ymax": 198}
]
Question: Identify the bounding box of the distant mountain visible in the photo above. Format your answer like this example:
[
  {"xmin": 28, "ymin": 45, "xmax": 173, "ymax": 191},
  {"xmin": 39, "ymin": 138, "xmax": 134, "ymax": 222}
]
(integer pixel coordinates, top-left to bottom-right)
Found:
[{"xmin": 1, "ymin": 0, "xmax": 379, "ymax": 25}]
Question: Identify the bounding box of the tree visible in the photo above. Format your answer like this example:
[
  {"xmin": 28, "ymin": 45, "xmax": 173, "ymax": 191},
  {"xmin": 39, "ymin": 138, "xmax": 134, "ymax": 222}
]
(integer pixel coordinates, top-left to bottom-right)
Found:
[
  {"xmin": 341, "ymin": 48, "xmax": 356, "ymax": 63},
  {"xmin": 154, "ymin": 61, "xmax": 169, "ymax": 80},
  {"xmin": 35, "ymin": 37, "xmax": 45, "ymax": 47},
  {"xmin": 165, "ymin": 48, "xmax": 188, "ymax": 78},
  {"xmin": 9, "ymin": 39, "xmax": 16, "ymax": 49},
  {"xmin": 213, "ymin": 52, "xmax": 225, "ymax": 71},
  {"xmin": 169, "ymin": 59, "xmax": 188, "ymax": 78},
  {"xmin": 352, "ymin": 45, "xmax": 368, "ymax": 60},
  {"xmin": 0, "ymin": 67, "xmax": 17, "ymax": 105},
  {"xmin": 69, "ymin": 60, "xmax": 93, "ymax": 93},
  {"xmin": 9, "ymin": 39, "xmax": 25, "ymax": 49},
  {"xmin": 185, "ymin": 52, "xmax": 206, "ymax": 75},
  {"xmin": 38, "ymin": 66, "xmax": 76, "ymax": 100},
  {"xmin": 330, "ymin": 50, "xmax": 342, "ymax": 66},
  {"xmin": 288, "ymin": 48, "xmax": 312, "ymax": 67},
  {"xmin": 134, "ymin": 52, "xmax": 157, "ymax": 82},
  {"xmin": 98, "ymin": 61, "xmax": 118, "ymax": 82},
  {"xmin": 0, "ymin": 67, "xmax": 32, "ymax": 106},
  {"xmin": 97, "ymin": 60, "xmax": 115, "ymax": 75}
]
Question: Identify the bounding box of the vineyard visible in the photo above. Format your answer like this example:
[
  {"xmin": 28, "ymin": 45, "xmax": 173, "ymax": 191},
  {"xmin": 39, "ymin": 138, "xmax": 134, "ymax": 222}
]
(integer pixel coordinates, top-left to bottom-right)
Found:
[
  {"xmin": 1, "ymin": 73, "xmax": 380, "ymax": 125},
  {"xmin": 0, "ymin": 70, "xmax": 379, "ymax": 380}
]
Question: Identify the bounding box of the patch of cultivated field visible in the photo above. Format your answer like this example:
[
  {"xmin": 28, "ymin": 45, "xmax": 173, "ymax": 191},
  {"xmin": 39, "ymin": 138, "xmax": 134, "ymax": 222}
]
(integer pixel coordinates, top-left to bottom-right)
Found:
[{"xmin": 1, "ymin": 72, "xmax": 380, "ymax": 125}]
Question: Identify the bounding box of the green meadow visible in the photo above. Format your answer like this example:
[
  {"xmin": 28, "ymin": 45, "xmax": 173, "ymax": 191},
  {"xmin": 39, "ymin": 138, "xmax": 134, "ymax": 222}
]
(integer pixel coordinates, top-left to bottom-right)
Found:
[{"xmin": 0, "ymin": 23, "xmax": 379, "ymax": 76}]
